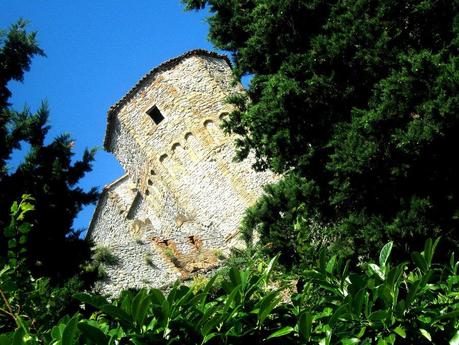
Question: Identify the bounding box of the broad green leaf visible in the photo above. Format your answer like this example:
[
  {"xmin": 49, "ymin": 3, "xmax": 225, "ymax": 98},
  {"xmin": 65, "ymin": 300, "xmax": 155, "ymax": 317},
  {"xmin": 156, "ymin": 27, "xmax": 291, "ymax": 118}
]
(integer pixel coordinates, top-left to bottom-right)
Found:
[
  {"xmin": 439, "ymin": 309, "xmax": 459, "ymax": 319},
  {"xmin": 119, "ymin": 290, "xmax": 134, "ymax": 314},
  {"xmin": 229, "ymin": 266, "xmax": 242, "ymax": 288},
  {"xmin": 405, "ymin": 280, "xmax": 420, "ymax": 307},
  {"xmin": 423, "ymin": 238, "xmax": 433, "ymax": 266},
  {"xmin": 18, "ymin": 235, "xmax": 27, "ymax": 245},
  {"xmin": 341, "ymin": 338, "xmax": 360, "ymax": 345},
  {"xmin": 99, "ymin": 304, "xmax": 132, "ymax": 327},
  {"xmin": 319, "ymin": 327, "xmax": 332, "ymax": 345},
  {"xmin": 18, "ymin": 223, "xmax": 31, "ymax": 234},
  {"xmin": 202, "ymin": 273, "xmax": 218, "ymax": 295},
  {"xmin": 62, "ymin": 314, "xmax": 79, "ymax": 345},
  {"xmin": 202, "ymin": 332, "xmax": 218, "ymax": 344},
  {"xmin": 73, "ymin": 292, "xmax": 108, "ymax": 308},
  {"xmin": 3, "ymin": 226, "xmax": 15, "ymax": 238},
  {"xmin": 0, "ymin": 334, "xmax": 13, "ymax": 345},
  {"xmin": 222, "ymin": 285, "xmax": 241, "ymax": 314},
  {"xmin": 10, "ymin": 201, "xmax": 18, "ymax": 214},
  {"xmin": 411, "ymin": 252, "xmax": 428, "ymax": 272},
  {"xmin": 352, "ymin": 289, "xmax": 367, "ymax": 315},
  {"xmin": 263, "ymin": 255, "xmax": 279, "ymax": 283},
  {"xmin": 159, "ymin": 300, "xmax": 170, "ymax": 329},
  {"xmin": 379, "ymin": 242, "xmax": 393, "ymax": 268},
  {"xmin": 394, "ymin": 326, "xmax": 406, "ymax": 338},
  {"xmin": 386, "ymin": 264, "xmax": 404, "ymax": 287},
  {"xmin": 356, "ymin": 327, "xmax": 366, "ymax": 338},
  {"xmin": 266, "ymin": 326, "xmax": 294, "ymax": 340},
  {"xmin": 368, "ymin": 310, "xmax": 387, "ymax": 321},
  {"xmin": 340, "ymin": 260, "xmax": 351, "ymax": 290},
  {"xmin": 166, "ymin": 283, "xmax": 179, "ymax": 305},
  {"xmin": 329, "ymin": 304, "xmax": 348, "ymax": 326},
  {"xmin": 378, "ymin": 284, "xmax": 393, "ymax": 308},
  {"xmin": 298, "ymin": 311, "xmax": 313, "ymax": 341},
  {"xmin": 319, "ymin": 250, "xmax": 327, "ymax": 274},
  {"xmin": 198, "ymin": 304, "xmax": 219, "ymax": 329},
  {"xmin": 221, "ymin": 304, "xmax": 241, "ymax": 325},
  {"xmin": 78, "ymin": 322, "xmax": 108, "ymax": 344},
  {"xmin": 368, "ymin": 264, "xmax": 384, "ymax": 280},
  {"xmin": 326, "ymin": 255, "xmax": 337, "ymax": 274},
  {"xmin": 257, "ymin": 290, "xmax": 281, "ymax": 326},
  {"xmin": 8, "ymin": 239, "xmax": 16, "ymax": 249},
  {"xmin": 150, "ymin": 289, "xmax": 166, "ymax": 306},
  {"xmin": 12, "ymin": 328, "xmax": 26, "ymax": 345},
  {"xmin": 201, "ymin": 317, "xmax": 222, "ymax": 337},
  {"xmin": 51, "ymin": 322, "xmax": 66, "ymax": 340},
  {"xmin": 131, "ymin": 289, "xmax": 151, "ymax": 326},
  {"xmin": 420, "ymin": 329, "xmax": 432, "ymax": 342},
  {"xmin": 450, "ymin": 331, "xmax": 459, "ymax": 345}
]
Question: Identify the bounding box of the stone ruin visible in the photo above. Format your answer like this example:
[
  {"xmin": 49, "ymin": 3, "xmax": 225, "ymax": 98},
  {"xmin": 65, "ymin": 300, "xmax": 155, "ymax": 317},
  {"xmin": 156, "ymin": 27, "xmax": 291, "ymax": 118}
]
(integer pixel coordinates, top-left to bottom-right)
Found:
[{"xmin": 87, "ymin": 50, "xmax": 276, "ymax": 296}]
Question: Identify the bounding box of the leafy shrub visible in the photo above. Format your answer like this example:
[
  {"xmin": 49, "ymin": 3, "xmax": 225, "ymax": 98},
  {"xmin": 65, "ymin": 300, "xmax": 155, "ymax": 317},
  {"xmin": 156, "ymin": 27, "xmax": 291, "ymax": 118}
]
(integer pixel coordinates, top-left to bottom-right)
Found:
[
  {"xmin": 2, "ymin": 238, "xmax": 457, "ymax": 344},
  {"xmin": 184, "ymin": 0, "xmax": 459, "ymax": 271},
  {"xmin": 294, "ymin": 238, "xmax": 459, "ymax": 343},
  {"xmin": 241, "ymin": 173, "xmax": 324, "ymax": 268},
  {"xmin": 0, "ymin": 196, "xmax": 84, "ymax": 337},
  {"xmin": 92, "ymin": 246, "xmax": 118, "ymax": 266}
]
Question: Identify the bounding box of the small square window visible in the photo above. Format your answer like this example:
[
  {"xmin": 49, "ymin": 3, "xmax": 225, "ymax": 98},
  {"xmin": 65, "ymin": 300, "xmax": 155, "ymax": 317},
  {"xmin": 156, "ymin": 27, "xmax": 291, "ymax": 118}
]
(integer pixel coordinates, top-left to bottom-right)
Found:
[{"xmin": 146, "ymin": 105, "xmax": 164, "ymax": 125}]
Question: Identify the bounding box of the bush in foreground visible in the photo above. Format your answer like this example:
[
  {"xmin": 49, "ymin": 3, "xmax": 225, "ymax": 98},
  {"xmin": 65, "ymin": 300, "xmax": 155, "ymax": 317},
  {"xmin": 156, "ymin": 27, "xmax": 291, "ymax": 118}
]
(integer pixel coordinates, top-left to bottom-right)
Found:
[{"xmin": 1, "ymin": 237, "xmax": 458, "ymax": 344}]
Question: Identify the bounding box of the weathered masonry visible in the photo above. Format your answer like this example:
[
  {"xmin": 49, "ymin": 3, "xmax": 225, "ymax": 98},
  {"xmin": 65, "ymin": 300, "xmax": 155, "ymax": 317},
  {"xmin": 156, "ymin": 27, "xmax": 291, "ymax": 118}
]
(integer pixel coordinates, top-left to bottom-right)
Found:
[{"xmin": 87, "ymin": 50, "xmax": 276, "ymax": 296}]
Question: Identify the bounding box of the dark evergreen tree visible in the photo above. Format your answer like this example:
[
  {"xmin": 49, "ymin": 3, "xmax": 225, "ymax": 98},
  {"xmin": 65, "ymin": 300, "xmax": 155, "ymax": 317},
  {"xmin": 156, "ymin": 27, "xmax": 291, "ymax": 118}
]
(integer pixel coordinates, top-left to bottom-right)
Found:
[
  {"xmin": 0, "ymin": 20, "xmax": 98, "ymax": 280},
  {"xmin": 184, "ymin": 0, "xmax": 459, "ymax": 266}
]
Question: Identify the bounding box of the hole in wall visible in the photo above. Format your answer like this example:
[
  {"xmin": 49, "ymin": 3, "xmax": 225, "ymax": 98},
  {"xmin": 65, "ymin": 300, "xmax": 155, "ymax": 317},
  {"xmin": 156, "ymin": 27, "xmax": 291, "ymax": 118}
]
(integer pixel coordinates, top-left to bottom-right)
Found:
[{"xmin": 146, "ymin": 105, "xmax": 165, "ymax": 125}]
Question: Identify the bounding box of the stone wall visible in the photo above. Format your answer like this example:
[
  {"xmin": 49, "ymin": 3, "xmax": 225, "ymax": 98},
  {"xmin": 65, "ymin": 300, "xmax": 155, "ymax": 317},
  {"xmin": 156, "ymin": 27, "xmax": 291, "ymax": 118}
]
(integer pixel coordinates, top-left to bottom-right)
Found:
[{"xmin": 88, "ymin": 50, "xmax": 277, "ymax": 296}]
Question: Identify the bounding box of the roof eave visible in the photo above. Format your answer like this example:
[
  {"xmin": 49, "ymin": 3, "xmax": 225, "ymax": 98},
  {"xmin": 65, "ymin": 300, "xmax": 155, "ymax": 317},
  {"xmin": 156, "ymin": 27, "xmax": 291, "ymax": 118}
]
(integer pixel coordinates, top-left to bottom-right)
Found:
[{"xmin": 103, "ymin": 49, "xmax": 231, "ymax": 152}]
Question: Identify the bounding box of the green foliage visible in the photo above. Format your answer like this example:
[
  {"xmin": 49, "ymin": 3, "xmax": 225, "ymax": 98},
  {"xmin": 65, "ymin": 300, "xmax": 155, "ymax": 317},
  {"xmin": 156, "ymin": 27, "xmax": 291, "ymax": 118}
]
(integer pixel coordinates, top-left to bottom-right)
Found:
[
  {"xmin": 92, "ymin": 246, "xmax": 118, "ymax": 266},
  {"xmin": 296, "ymin": 238, "xmax": 459, "ymax": 343},
  {"xmin": 241, "ymin": 173, "xmax": 325, "ymax": 268},
  {"xmin": 0, "ymin": 197, "xmax": 84, "ymax": 337},
  {"xmin": 183, "ymin": 0, "xmax": 459, "ymax": 265},
  {"xmin": 2, "ymin": 194, "xmax": 35, "ymax": 267},
  {"xmin": 82, "ymin": 246, "xmax": 119, "ymax": 282},
  {"xmin": 2, "ymin": 239, "xmax": 458, "ymax": 344},
  {"xmin": 0, "ymin": 21, "xmax": 98, "ymax": 280}
]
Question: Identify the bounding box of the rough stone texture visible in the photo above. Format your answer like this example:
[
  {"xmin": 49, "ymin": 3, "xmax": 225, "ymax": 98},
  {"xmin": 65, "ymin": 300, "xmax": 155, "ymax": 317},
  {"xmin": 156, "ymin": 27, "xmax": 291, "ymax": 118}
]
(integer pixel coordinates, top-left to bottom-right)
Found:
[{"xmin": 88, "ymin": 50, "xmax": 277, "ymax": 296}]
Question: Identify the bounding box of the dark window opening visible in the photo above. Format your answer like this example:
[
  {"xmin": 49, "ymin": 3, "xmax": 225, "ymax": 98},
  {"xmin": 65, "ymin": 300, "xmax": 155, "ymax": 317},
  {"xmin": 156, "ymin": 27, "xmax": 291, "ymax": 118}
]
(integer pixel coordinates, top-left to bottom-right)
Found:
[{"xmin": 147, "ymin": 105, "xmax": 164, "ymax": 125}]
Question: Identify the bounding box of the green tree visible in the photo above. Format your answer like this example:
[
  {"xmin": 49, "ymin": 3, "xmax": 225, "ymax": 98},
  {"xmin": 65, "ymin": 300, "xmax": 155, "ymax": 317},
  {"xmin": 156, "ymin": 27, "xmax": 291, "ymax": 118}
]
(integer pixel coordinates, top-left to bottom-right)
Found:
[
  {"xmin": 183, "ymin": 0, "xmax": 459, "ymax": 266},
  {"xmin": 0, "ymin": 20, "xmax": 98, "ymax": 280}
]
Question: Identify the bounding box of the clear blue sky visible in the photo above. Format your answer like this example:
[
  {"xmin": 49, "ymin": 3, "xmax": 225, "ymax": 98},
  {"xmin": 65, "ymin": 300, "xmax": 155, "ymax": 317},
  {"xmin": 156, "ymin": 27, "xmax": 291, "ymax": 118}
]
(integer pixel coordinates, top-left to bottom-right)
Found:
[{"xmin": 0, "ymin": 1, "xmax": 216, "ymax": 233}]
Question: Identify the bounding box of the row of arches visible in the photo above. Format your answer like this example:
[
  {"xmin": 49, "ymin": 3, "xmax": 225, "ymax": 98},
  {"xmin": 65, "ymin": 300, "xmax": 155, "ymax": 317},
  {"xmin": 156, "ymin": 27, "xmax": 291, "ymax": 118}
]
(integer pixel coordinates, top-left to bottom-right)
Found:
[
  {"xmin": 142, "ymin": 113, "xmax": 229, "ymax": 201},
  {"xmin": 158, "ymin": 114, "xmax": 228, "ymax": 176}
]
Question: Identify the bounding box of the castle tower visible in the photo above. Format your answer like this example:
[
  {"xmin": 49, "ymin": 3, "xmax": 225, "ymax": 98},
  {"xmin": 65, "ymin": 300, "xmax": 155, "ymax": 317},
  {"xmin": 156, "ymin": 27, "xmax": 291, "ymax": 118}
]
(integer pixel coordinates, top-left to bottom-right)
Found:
[{"xmin": 88, "ymin": 50, "xmax": 276, "ymax": 295}]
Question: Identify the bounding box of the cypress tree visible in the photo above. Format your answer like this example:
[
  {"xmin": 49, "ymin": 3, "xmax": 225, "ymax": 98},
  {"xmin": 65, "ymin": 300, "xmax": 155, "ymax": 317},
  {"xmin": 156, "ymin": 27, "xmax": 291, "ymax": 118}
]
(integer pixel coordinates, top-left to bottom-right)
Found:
[
  {"xmin": 0, "ymin": 20, "xmax": 98, "ymax": 280},
  {"xmin": 184, "ymin": 0, "xmax": 459, "ymax": 266}
]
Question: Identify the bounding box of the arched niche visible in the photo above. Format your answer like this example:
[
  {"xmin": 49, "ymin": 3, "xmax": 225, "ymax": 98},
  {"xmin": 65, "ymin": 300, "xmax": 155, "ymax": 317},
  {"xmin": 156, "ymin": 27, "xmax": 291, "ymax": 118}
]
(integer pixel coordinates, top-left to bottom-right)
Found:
[
  {"xmin": 184, "ymin": 132, "xmax": 201, "ymax": 161},
  {"xmin": 171, "ymin": 142, "xmax": 187, "ymax": 166},
  {"xmin": 159, "ymin": 154, "xmax": 173, "ymax": 175},
  {"xmin": 204, "ymin": 119, "xmax": 220, "ymax": 142},
  {"xmin": 219, "ymin": 112, "xmax": 229, "ymax": 121}
]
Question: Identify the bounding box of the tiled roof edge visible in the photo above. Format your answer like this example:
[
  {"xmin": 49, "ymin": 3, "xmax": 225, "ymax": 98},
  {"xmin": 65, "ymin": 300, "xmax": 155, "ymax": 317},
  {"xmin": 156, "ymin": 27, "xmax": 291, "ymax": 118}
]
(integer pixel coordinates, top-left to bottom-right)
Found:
[
  {"xmin": 103, "ymin": 49, "xmax": 231, "ymax": 151},
  {"xmin": 86, "ymin": 173, "xmax": 130, "ymax": 240}
]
